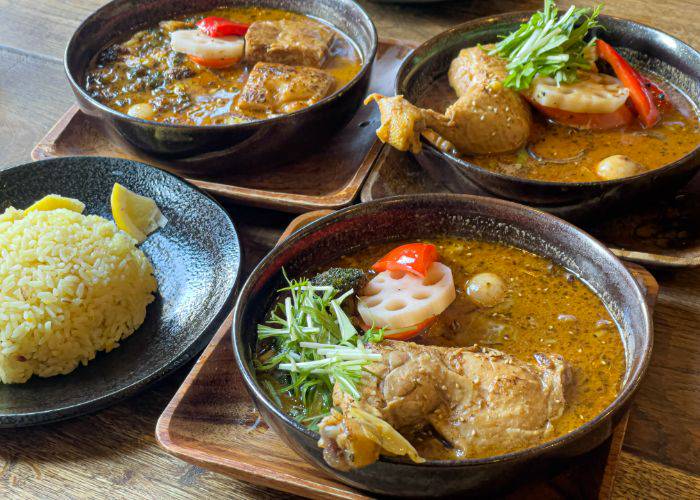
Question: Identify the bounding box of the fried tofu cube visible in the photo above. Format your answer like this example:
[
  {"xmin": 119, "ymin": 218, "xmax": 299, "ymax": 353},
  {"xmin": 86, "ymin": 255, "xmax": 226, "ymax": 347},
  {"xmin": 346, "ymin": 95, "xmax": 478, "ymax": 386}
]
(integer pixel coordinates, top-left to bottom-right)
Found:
[
  {"xmin": 237, "ymin": 62, "xmax": 336, "ymax": 115},
  {"xmin": 244, "ymin": 19, "xmax": 334, "ymax": 68}
]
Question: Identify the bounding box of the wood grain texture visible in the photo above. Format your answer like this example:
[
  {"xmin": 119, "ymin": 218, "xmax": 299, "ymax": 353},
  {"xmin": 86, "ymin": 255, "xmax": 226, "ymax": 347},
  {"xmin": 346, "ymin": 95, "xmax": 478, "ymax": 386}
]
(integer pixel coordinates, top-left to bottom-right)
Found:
[
  {"xmin": 0, "ymin": 0, "xmax": 699, "ymax": 497},
  {"xmin": 0, "ymin": 51, "xmax": 74, "ymax": 168},
  {"xmin": 612, "ymin": 451, "xmax": 700, "ymax": 500}
]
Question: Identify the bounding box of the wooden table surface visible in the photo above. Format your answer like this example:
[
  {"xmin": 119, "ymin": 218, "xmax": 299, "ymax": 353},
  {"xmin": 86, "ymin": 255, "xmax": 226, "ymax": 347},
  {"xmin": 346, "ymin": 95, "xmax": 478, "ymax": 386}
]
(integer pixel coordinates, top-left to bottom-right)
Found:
[{"xmin": 0, "ymin": 0, "xmax": 699, "ymax": 498}]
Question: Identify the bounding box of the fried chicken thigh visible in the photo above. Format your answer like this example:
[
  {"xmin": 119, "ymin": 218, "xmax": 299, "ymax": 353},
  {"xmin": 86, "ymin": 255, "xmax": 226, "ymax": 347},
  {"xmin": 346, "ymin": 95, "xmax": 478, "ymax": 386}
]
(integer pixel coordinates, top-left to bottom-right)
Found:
[
  {"xmin": 318, "ymin": 341, "xmax": 570, "ymax": 470},
  {"xmin": 365, "ymin": 47, "xmax": 532, "ymax": 155}
]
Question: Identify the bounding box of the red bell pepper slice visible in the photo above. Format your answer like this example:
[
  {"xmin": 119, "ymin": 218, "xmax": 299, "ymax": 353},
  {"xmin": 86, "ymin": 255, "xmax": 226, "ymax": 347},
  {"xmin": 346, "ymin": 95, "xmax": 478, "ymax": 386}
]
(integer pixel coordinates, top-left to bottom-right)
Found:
[
  {"xmin": 640, "ymin": 76, "xmax": 671, "ymax": 111},
  {"xmin": 371, "ymin": 243, "xmax": 438, "ymax": 277},
  {"xmin": 595, "ymin": 39, "xmax": 660, "ymax": 128},
  {"xmin": 196, "ymin": 17, "xmax": 249, "ymax": 37}
]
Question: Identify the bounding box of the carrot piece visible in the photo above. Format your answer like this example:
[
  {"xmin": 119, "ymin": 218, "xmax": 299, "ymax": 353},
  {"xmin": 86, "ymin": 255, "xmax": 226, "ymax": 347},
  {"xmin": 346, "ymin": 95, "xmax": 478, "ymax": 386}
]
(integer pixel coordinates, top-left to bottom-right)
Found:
[
  {"xmin": 382, "ymin": 317, "xmax": 438, "ymax": 341},
  {"xmin": 188, "ymin": 54, "xmax": 239, "ymax": 69}
]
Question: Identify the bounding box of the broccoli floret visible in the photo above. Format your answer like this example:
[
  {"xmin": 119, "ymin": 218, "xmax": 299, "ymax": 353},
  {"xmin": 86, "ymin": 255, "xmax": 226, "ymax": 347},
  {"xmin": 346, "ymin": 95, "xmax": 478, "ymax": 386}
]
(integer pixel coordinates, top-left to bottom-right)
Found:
[{"xmin": 310, "ymin": 268, "xmax": 367, "ymax": 295}]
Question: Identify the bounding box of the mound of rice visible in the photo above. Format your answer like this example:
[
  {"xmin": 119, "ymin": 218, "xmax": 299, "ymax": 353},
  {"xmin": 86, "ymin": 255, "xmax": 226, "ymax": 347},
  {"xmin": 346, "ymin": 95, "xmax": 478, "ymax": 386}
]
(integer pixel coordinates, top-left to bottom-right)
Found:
[{"xmin": 0, "ymin": 207, "xmax": 157, "ymax": 383}]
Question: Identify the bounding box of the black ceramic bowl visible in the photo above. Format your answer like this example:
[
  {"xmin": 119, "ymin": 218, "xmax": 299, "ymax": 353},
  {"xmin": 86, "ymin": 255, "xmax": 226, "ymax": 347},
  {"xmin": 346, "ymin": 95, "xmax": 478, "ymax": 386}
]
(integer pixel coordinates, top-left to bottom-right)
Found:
[
  {"xmin": 395, "ymin": 13, "xmax": 700, "ymax": 221},
  {"xmin": 232, "ymin": 194, "xmax": 652, "ymax": 497},
  {"xmin": 0, "ymin": 157, "xmax": 241, "ymax": 426},
  {"xmin": 65, "ymin": 0, "xmax": 377, "ymax": 175}
]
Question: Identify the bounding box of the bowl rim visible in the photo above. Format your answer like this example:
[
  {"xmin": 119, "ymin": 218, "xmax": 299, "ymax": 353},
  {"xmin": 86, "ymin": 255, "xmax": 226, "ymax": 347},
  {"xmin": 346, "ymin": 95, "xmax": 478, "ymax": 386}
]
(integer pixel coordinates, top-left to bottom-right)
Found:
[
  {"xmin": 232, "ymin": 193, "xmax": 654, "ymax": 468},
  {"xmin": 64, "ymin": 0, "xmax": 378, "ymax": 130},
  {"xmin": 0, "ymin": 155, "xmax": 242, "ymax": 426},
  {"xmin": 394, "ymin": 11, "xmax": 700, "ymax": 189}
]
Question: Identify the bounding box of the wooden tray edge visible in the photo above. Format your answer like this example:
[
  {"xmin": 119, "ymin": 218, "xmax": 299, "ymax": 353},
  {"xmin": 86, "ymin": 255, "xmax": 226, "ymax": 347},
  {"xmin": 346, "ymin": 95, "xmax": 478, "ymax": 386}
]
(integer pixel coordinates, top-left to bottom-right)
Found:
[
  {"xmin": 598, "ymin": 412, "xmax": 630, "ymax": 500},
  {"xmin": 155, "ymin": 218, "xmax": 370, "ymax": 499},
  {"xmin": 359, "ymin": 144, "xmax": 388, "ymax": 204},
  {"xmin": 31, "ymin": 105, "xmax": 80, "ymax": 161},
  {"xmin": 609, "ymin": 246, "xmax": 700, "ymax": 268},
  {"xmin": 155, "ymin": 314, "xmax": 367, "ymax": 500},
  {"xmin": 31, "ymin": 106, "xmax": 376, "ymax": 214},
  {"xmin": 188, "ymin": 139, "xmax": 382, "ymax": 214}
]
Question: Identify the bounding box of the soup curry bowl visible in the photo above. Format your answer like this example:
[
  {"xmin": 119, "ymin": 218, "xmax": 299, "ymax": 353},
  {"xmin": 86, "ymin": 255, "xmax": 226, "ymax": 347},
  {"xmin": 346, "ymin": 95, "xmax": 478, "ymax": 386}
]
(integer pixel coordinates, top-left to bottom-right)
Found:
[
  {"xmin": 394, "ymin": 13, "xmax": 700, "ymax": 221},
  {"xmin": 65, "ymin": 0, "xmax": 377, "ymax": 175},
  {"xmin": 232, "ymin": 195, "xmax": 652, "ymax": 496}
]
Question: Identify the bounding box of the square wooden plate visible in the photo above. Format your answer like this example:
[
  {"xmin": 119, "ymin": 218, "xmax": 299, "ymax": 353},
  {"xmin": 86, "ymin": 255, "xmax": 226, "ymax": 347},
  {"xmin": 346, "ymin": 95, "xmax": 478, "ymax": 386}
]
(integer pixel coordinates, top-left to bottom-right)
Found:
[
  {"xmin": 156, "ymin": 210, "xmax": 660, "ymax": 499},
  {"xmin": 31, "ymin": 40, "xmax": 415, "ymax": 214}
]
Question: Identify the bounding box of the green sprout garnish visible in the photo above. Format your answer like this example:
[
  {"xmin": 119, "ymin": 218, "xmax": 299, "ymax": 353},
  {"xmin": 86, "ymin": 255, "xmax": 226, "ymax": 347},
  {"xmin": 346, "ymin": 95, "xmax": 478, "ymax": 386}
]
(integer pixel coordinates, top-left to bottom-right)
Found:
[
  {"xmin": 255, "ymin": 271, "xmax": 384, "ymax": 429},
  {"xmin": 489, "ymin": 0, "xmax": 603, "ymax": 91}
]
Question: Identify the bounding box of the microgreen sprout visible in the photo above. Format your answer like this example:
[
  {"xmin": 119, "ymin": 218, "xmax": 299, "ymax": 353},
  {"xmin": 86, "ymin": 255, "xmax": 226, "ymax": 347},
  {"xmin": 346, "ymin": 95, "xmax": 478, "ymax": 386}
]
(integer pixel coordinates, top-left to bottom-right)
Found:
[
  {"xmin": 255, "ymin": 272, "xmax": 384, "ymax": 429},
  {"xmin": 489, "ymin": 0, "xmax": 603, "ymax": 91}
]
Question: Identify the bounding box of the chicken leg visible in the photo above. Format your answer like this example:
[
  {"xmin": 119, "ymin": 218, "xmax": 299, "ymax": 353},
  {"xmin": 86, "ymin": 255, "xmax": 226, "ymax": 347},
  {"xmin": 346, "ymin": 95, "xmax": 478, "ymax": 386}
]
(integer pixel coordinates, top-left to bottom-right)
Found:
[
  {"xmin": 365, "ymin": 47, "xmax": 532, "ymax": 155},
  {"xmin": 318, "ymin": 341, "xmax": 570, "ymax": 470}
]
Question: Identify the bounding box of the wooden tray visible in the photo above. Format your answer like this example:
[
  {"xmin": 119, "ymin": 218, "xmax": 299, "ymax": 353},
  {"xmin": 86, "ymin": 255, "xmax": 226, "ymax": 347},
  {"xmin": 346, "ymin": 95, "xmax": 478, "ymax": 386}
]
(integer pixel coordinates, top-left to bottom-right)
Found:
[
  {"xmin": 361, "ymin": 147, "xmax": 700, "ymax": 267},
  {"xmin": 156, "ymin": 210, "xmax": 659, "ymax": 499},
  {"xmin": 31, "ymin": 40, "xmax": 415, "ymax": 214}
]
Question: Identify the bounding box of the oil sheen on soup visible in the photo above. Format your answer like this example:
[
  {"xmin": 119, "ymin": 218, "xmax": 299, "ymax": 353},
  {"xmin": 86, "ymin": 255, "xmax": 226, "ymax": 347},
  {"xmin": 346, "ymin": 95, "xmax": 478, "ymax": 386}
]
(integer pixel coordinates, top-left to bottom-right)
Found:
[
  {"xmin": 85, "ymin": 7, "xmax": 362, "ymax": 125},
  {"xmin": 327, "ymin": 237, "xmax": 626, "ymax": 459},
  {"xmin": 418, "ymin": 74, "xmax": 700, "ymax": 183}
]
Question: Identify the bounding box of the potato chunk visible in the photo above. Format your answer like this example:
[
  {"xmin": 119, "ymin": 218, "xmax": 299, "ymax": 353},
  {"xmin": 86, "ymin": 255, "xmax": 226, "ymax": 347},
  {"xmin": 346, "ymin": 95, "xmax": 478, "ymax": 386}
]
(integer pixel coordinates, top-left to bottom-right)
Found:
[
  {"xmin": 237, "ymin": 62, "xmax": 335, "ymax": 114},
  {"xmin": 244, "ymin": 19, "xmax": 334, "ymax": 67}
]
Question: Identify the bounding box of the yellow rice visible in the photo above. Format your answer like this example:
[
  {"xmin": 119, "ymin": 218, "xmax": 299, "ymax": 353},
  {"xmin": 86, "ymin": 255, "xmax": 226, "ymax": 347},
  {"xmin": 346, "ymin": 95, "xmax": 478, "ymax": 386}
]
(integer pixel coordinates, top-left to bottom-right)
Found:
[{"xmin": 0, "ymin": 207, "xmax": 157, "ymax": 383}]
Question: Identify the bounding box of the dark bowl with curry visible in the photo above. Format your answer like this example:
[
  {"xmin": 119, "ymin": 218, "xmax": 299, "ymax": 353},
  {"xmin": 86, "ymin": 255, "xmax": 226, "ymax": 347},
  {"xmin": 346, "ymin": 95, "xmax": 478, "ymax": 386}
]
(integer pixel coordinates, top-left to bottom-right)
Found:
[
  {"xmin": 232, "ymin": 194, "xmax": 653, "ymax": 496},
  {"xmin": 376, "ymin": 11, "xmax": 700, "ymax": 221},
  {"xmin": 65, "ymin": 0, "xmax": 376, "ymax": 174}
]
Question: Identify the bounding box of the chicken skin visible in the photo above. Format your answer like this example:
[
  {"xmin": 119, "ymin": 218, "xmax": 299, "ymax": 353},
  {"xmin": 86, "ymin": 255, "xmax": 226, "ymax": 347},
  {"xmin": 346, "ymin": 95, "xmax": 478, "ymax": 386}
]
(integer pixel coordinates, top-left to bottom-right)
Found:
[
  {"xmin": 365, "ymin": 47, "xmax": 532, "ymax": 155},
  {"xmin": 318, "ymin": 341, "xmax": 570, "ymax": 470}
]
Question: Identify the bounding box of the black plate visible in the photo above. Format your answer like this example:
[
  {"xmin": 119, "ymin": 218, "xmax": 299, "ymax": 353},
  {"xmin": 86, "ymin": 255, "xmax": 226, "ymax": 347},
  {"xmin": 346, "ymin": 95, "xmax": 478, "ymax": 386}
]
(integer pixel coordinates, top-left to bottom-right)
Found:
[{"xmin": 0, "ymin": 157, "xmax": 241, "ymax": 426}]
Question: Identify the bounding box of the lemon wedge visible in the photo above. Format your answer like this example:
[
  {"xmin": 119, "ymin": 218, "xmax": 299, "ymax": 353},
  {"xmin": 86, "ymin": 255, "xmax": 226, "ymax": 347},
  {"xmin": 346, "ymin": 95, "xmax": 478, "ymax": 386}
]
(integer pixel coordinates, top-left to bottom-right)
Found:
[
  {"xmin": 110, "ymin": 183, "xmax": 166, "ymax": 243},
  {"xmin": 26, "ymin": 195, "xmax": 85, "ymax": 214}
]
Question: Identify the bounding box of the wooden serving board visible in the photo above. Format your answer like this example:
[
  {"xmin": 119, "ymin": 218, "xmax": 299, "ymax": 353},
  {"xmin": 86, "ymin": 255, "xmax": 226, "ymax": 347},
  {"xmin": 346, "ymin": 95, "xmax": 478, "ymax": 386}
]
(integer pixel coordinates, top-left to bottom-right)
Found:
[
  {"xmin": 156, "ymin": 210, "xmax": 659, "ymax": 500},
  {"xmin": 361, "ymin": 147, "xmax": 700, "ymax": 267},
  {"xmin": 31, "ymin": 40, "xmax": 415, "ymax": 214}
]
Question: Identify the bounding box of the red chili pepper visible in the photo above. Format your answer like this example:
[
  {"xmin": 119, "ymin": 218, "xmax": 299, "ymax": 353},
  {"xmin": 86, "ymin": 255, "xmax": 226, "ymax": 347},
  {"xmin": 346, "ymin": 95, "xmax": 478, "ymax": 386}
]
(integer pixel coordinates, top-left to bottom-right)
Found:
[
  {"xmin": 371, "ymin": 243, "xmax": 438, "ymax": 277},
  {"xmin": 595, "ymin": 39, "xmax": 660, "ymax": 128},
  {"xmin": 196, "ymin": 17, "xmax": 249, "ymax": 37}
]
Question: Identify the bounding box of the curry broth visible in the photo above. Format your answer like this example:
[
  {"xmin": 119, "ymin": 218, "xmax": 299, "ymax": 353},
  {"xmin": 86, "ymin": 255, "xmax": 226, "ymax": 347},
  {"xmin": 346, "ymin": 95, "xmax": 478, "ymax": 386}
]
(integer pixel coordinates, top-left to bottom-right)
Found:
[
  {"xmin": 85, "ymin": 7, "xmax": 362, "ymax": 125},
  {"xmin": 418, "ymin": 75, "xmax": 700, "ymax": 183},
  {"xmin": 328, "ymin": 237, "xmax": 626, "ymax": 459}
]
